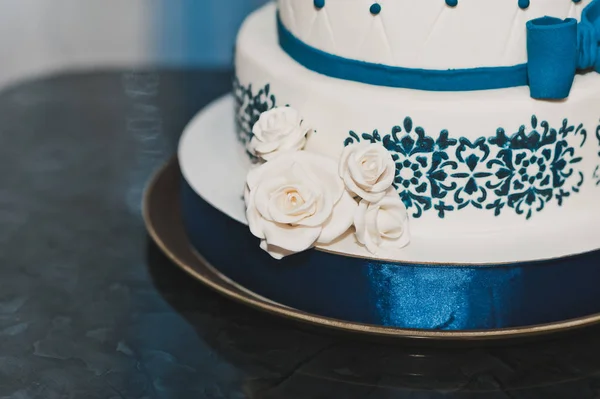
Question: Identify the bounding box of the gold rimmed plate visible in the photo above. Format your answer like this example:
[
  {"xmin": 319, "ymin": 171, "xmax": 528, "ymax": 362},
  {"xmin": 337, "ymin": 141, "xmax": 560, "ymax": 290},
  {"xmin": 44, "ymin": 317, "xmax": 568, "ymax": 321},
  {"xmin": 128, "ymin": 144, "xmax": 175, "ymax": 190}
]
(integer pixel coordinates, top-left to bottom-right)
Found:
[{"xmin": 143, "ymin": 158, "xmax": 600, "ymax": 341}]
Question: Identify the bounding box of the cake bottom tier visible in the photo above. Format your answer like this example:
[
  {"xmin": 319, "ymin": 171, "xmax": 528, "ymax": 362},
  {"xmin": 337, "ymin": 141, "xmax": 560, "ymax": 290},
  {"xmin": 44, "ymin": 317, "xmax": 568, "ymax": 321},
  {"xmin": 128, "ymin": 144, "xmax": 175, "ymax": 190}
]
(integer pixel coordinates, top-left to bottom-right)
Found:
[
  {"xmin": 181, "ymin": 171, "xmax": 600, "ymax": 331},
  {"xmin": 178, "ymin": 94, "xmax": 600, "ymax": 330},
  {"xmin": 235, "ymin": 4, "xmax": 600, "ymax": 255}
]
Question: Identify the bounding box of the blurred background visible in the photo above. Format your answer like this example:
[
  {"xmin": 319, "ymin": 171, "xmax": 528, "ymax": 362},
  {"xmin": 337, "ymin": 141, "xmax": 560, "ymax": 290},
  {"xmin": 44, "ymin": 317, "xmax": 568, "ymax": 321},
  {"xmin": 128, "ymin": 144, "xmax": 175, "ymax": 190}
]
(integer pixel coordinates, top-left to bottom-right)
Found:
[{"xmin": 0, "ymin": 0, "xmax": 268, "ymax": 87}]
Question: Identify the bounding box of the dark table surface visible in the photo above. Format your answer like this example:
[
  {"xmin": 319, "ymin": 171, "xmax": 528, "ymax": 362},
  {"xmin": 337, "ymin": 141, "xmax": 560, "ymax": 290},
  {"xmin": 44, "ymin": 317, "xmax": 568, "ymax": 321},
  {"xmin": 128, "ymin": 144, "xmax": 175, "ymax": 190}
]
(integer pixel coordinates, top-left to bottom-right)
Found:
[{"xmin": 2, "ymin": 69, "xmax": 600, "ymax": 399}]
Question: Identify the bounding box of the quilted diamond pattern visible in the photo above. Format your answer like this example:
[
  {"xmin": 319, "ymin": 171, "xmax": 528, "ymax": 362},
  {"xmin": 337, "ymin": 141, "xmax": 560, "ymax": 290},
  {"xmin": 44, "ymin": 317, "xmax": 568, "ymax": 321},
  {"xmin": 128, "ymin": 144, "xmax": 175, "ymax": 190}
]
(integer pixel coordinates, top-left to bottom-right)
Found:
[
  {"xmin": 276, "ymin": 0, "xmax": 589, "ymax": 69},
  {"xmin": 357, "ymin": 10, "xmax": 395, "ymax": 65},
  {"xmin": 307, "ymin": 6, "xmax": 336, "ymax": 52},
  {"xmin": 323, "ymin": 0, "xmax": 372, "ymax": 60}
]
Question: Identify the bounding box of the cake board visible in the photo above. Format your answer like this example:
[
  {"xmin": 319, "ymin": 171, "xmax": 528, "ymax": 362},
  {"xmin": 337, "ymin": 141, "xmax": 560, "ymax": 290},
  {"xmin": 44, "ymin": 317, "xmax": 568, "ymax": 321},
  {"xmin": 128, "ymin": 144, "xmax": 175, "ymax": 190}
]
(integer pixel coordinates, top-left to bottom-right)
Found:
[{"xmin": 143, "ymin": 94, "xmax": 600, "ymax": 341}]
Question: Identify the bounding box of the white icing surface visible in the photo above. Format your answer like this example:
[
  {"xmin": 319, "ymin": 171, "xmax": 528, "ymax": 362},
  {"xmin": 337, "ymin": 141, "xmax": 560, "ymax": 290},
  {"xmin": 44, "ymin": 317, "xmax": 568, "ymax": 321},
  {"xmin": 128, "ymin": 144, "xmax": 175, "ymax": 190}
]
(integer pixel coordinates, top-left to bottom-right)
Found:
[
  {"xmin": 223, "ymin": 5, "xmax": 600, "ymax": 263},
  {"xmin": 277, "ymin": 0, "xmax": 590, "ymax": 69},
  {"xmin": 179, "ymin": 95, "xmax": 600, "ymax": 264}
]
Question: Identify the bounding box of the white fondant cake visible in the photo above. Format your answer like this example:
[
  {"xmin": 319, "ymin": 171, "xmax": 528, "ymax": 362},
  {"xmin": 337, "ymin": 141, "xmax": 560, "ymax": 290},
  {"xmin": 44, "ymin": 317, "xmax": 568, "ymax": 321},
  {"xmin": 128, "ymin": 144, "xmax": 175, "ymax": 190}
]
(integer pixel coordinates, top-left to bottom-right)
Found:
[
  {"xmin": 177, "ymin": 0, "xmax": 600, "ymax": 331},
  {"xmin": 231, "ymin": 2, "xmax": 600, "ymax": 260}
]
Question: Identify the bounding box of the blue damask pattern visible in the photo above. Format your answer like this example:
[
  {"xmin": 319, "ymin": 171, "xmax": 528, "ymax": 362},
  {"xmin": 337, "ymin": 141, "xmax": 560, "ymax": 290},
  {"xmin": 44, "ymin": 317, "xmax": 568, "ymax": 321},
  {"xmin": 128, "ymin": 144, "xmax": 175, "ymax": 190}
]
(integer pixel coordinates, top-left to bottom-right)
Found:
[
  {"xmin": 345, "ymin": 116, "xmax": 586, "ymax": 219},
  {"xmin": 233, "ymin": 77, "xmax": 277, "ymax": 148}
]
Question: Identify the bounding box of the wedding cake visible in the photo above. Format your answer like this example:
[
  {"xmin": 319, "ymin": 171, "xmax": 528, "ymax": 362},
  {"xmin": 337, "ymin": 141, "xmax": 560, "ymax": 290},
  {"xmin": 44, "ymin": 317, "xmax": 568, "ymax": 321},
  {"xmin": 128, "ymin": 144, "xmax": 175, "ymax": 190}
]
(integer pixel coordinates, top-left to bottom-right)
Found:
[{"xmin": 178, "ymin": 0, "xmax": 600, "ymax": 330}]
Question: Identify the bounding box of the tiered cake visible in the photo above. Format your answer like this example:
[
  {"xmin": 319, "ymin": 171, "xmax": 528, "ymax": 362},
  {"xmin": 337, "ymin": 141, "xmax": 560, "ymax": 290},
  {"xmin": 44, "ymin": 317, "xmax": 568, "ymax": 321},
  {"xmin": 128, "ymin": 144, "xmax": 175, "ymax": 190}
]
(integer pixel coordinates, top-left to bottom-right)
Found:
[{"xmin": 179, "ymin": 0, "xmax": 600, "ymax": 330}]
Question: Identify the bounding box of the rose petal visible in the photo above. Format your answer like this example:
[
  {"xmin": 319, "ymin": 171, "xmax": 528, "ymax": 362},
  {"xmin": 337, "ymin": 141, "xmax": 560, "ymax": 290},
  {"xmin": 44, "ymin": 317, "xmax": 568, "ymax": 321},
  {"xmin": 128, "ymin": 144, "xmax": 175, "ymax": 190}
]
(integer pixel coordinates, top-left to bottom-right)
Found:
[
  {"xmin": 300, "ymin": 152, "xmax": 344, "ymax": 200},
  {"xmin": 318, "ymin": 190, "xmax": 358, "ymax": 244},
  {"xmin": 286, "ymin": 162, "xmax": 333, "ymax": 227},
  {"xmin": 382, "ymin": 228, "xmax": 411, "ymax": 250},
  {"xmin": 253, "ymin": 108, "xmax": 301, "ymax": 136},
  {"xmin": 251, "ymin": 138, "xmax": 281, "ymax": 155},
  {"xmin": 348, "ymin": 154, "xmax": 370, "ymax": 188},
  {"xmin": 260, "ymin": 240, "xmax": 296, "ymax": 260},
  {"xmin": 354, "ymin": 200, "xmax": 368, "ymax": 244},
  {"xmin": 341, "ymin": 174, "xmax": 360, "ymax": 197},
  {"xmin": 278, "ymin": 137, "xmax": 306, "ymax": 153},
  {"xmin": 364, "ymin": 206, "xmax": 382, "ymax": 248},
  {"xmin": 245, "ymin": 150, "xmax": 353, "ymax": 259},
  {"xmin": 250, "ymin": 108, "xmax": 306, "ymax": 161},
  {"xmin": 352, "ymin": 145, "xmax": 381, "ymax": 183},
  {"xmin": 295, "ymin": 192, "xmax": 331, "ymax": 227},
  {"xmin": 291, "ymin": 153, "xmax": 341, "ymax": 226},
  {"xmin": 357, "ymin": 189, "xmax": 387, "ymax": 203},
  {"xmin": 377, "ymin": 208, "xmax": 405, "ymax": 239},
  {"xmin": 355, "ymin": 200, "xmax": 381, "ymax": 255},
  {"xmin": 262, "ymin": 221, "xmax": 321, "ymax": 253},
  {"xmin": 278, "ymin": 127, "xmax": 305, "ymax": 148},
  {"xmin": 359, "ymin": 159, "xmax": 383, "ymax": 185},
  {"xmin": 267, "ymin": 183, "xmax": 318, "ymax": 224},
  {"xmin": 246, "ymin": 194, "xmax": 265, "ymax": 240},
  {"xmin": 370, "ymin": 160, "xmax": 396, "ymax": 192},
  {"xmin": 340, "ymin": 143, "xmax": 396, "ymax": 202},
  {"xmin": 246, "ymin": 151, "xmax": 301, "ymax": 188},
  {"xmin": 379, "ymin": 191, "xmax": 409, "ymax": 211},
  {"xmin": 353, "ymin": 189, "xmax": 411, "ymax": 255},
  {"xmin": 253, "ymin": 175, "xmax": 289, "ymax": 222}
]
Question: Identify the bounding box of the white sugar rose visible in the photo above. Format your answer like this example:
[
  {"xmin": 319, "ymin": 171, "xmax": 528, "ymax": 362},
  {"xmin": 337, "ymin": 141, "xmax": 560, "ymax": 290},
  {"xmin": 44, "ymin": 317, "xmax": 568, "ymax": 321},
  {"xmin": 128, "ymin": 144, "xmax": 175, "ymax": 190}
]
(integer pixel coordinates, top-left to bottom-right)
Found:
[
  {"xmin": 249, "ymin": 107, "xmax": 311, "ymax": 161},
  {"xmin": 245, "ymin": 151, "xmax": 358, "ymax": 259},
  {"xmin": 354, "ymin": 189, "xmax": 410, "ymax": 255},
  {"xmin": 339, "ymin": 143, "xmax": 396, "ymax": 202}
]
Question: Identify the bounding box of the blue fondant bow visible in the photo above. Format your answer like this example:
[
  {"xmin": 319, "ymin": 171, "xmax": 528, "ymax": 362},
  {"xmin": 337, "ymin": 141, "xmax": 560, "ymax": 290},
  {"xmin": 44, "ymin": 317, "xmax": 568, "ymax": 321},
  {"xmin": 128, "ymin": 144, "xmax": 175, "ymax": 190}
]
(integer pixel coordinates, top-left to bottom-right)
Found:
[{"xmin": 527, "ymin": 0, "xmax": 600, "ymax": 99}]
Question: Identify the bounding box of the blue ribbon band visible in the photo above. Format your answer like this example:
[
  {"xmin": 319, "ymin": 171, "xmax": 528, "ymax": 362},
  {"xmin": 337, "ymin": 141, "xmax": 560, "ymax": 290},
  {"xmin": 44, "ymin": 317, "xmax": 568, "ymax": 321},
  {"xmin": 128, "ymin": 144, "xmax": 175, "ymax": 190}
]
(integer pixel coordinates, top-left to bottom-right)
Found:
[
  {"xmin": 276, "ymin": 0, "xmax": 600, "ymax": 99},
  {"xmin": 182, "ymin": 177, "xmax": 600, "ymax": 331}
]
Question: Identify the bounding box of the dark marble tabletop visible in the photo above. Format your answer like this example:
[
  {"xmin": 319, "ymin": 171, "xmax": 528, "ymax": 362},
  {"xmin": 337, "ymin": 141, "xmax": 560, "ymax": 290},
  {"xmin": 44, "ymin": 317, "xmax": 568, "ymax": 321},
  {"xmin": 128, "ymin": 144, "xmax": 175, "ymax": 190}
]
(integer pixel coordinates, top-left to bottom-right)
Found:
[{"xmin": 2, "ymin": 70, "xmax": 600, "ymax": 399}]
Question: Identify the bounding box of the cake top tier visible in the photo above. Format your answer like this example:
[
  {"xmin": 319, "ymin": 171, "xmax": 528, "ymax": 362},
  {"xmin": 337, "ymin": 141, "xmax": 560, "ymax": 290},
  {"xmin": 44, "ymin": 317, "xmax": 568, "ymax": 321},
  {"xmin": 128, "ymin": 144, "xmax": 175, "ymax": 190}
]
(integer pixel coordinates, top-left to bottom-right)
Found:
[{"xmin": 277, "ymin": 0, "xmax": 590, "ymax": 70}]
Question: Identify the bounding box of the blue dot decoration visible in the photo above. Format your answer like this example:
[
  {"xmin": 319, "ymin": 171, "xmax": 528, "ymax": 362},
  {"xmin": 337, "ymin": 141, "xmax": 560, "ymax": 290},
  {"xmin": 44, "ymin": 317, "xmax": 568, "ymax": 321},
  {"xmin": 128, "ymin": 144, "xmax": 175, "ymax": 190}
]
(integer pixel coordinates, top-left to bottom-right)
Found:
[
  {"xmin": 370, "ymin": 3, "xmax": 382, "ymax": 15},
  {"xmin": 313, "ymin": 0, "xmax": 584, "ymax": 16}
]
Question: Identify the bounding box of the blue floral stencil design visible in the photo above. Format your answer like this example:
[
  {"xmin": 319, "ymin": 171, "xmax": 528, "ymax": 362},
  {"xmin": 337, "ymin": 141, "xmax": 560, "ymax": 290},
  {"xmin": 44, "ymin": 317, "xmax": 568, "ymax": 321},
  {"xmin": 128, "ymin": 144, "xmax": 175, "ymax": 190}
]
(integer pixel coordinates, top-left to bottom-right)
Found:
[
  {"xmin": 233, "ymin": 77, "xmax": 277, "ymax": 148},
  {"xmin": 345, "ymin": 116, "xmax": 586, "ymax": 219},
  {"xmin": 346, "ymin": 118, "xmax": 458, "ymax": 218}
]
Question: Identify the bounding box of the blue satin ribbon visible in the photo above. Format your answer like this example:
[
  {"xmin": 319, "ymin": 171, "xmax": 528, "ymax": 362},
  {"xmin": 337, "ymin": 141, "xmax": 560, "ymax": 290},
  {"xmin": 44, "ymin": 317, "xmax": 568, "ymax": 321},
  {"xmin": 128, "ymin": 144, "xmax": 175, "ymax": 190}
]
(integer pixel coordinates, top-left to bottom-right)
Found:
[
  {"xmin": 181, "ymin": 177, "xmax": 600, "ymax": 331},
  {"xmin": 277, "ymin": 0, "xmax": 600, "ymax": 99}
]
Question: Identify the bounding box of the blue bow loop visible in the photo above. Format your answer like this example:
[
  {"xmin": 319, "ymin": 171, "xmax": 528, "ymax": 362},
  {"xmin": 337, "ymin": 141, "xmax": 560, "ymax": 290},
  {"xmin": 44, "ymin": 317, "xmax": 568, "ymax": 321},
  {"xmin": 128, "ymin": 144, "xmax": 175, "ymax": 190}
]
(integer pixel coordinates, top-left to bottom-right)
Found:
[
  {"xmin": 527, "ymin": 0, "xmax": 600, "ymax": 99},
  {"xmin": 577, "ymin": 18, "xmax": 599, "ymax": 70},
  {"xmin": 578, "ymin": 0, "xmax": 600, "ymax": 72}
]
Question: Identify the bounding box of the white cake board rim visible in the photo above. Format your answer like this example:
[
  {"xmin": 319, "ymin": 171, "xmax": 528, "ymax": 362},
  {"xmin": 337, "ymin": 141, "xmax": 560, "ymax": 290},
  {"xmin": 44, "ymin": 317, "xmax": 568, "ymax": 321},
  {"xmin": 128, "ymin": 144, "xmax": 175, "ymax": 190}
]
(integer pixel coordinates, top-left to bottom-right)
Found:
[{"xmin": 178, "ymin": 94, "xmax": 600, "ymax": 265}]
